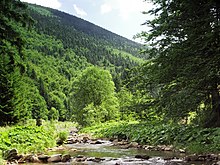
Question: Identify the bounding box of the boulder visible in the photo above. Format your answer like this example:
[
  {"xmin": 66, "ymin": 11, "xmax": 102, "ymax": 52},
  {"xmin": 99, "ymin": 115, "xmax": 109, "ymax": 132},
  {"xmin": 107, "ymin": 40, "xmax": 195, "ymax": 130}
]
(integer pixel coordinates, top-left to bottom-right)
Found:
[
  {"xmin": 38, "ymin": 155, "xmax": 50, "ymax": 163},
  {"xmin": 47, "ymin": 154, "xmax": 62, "ymax": 163},
  {"xmin": 20, "ymin": 154, "xmax": 41, "ymax": 163},
  {"xmin": 129, "ymin": 142, "xmax": 139, "ymax": 148},
  {"xmin": 61, "ymin": 154, "xmax": 71, "ymax": 162},
  {"xmin": 29, "ymin": 155, "xmax": 41, "ymax": 163},
  {"xmin": 3, "ymin": 149, "xmax": 18, "ymax": 160}
]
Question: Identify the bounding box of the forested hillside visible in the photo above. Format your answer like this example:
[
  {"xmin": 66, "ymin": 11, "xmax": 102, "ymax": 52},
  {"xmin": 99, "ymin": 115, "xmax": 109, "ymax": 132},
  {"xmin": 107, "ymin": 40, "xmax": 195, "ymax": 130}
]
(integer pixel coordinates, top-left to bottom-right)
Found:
[
  {"xmin": 1, "ymin": 0, "xmax": 220, "ymax": 158},
  {"xmin": 0, "ymin": 1, "xmax": 144, "ymax": 125}
]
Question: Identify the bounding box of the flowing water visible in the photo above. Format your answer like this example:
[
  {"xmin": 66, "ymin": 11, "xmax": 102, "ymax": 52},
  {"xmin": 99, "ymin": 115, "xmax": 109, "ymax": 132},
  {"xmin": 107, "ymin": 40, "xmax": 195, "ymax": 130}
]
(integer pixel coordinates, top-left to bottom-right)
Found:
[{"xmin": 26, "ymin": 140, "xmax": 215, "ymax": 165}]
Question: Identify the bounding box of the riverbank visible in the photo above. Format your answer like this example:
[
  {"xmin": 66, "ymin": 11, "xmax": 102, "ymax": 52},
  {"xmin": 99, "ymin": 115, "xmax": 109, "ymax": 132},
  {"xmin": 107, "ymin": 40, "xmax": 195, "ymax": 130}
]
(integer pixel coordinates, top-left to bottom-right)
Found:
[
  {"xmin": 81, "ymin": 121, "xmax": 220, "ymax": 154},
  {"xmin": 3, "ymin": 131, "xmax": 220, "ymax": 165},
  {"xmin": 0, "ymin": 120, "xmax": 77, "ymax": 164},
  {"xmin": 1, "ymin": 120, "xmax": 220, "ymax": 164}
]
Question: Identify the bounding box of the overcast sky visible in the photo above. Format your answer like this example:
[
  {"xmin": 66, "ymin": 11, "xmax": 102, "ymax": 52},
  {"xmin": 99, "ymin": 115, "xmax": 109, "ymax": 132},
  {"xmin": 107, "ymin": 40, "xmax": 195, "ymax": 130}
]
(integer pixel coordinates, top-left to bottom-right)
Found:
[{"xmin": 21, "ymin": 0, "xmax": 153, "ymax": 42}]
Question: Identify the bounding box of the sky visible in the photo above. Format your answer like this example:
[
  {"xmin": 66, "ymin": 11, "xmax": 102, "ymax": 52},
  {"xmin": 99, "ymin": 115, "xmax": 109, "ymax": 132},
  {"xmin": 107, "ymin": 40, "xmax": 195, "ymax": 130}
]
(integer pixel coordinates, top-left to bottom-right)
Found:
[{"xmin": 21, "ymin": 0, "xmax": 154, "ymax": 42}]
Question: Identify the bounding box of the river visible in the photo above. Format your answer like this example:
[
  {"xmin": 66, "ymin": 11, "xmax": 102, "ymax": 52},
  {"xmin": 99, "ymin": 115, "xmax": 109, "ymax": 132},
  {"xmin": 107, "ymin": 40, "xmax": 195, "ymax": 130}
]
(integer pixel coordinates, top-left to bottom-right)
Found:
[{"xmin": 25, "ymin": 140, "xmax": 215, "ymax": 165}]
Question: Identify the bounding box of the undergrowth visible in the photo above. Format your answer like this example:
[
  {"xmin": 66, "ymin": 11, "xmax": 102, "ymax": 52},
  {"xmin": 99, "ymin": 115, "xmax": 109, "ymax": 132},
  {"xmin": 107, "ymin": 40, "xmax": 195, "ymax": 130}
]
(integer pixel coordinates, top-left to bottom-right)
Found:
[
  {"xmin": 0, "ymin": 120, "xmax": 77, "ymax": 156},
  {"xmin": 81, "ymin": 121, "xmax": 220, "ymax": 153}
]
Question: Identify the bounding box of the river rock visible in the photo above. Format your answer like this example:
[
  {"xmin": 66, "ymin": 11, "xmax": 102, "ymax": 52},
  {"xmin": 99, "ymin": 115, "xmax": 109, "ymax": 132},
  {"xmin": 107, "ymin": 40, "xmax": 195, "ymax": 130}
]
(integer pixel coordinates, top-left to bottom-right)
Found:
[
  {"xmin": 143, "ymin": 145, "xmax": 156, "ymax": 150},
  {"xmin": 29, "ymin": 155, "xmax": 41, "ymax": 163},
  {"xmin": 184, "ymin": 154, "xmax": 199, "ymax": 161},
  {"xmin": 129, "ymin": 142, "xmax": 139, "ymax": 148},
  {"xmin": 7, "ymin": 160, "xmax": 18, "ymax": 165},
  {"xmin": 95, "ymin": 140, "xmax": 103, "ymax": 144},
  {"xmin": 75, "ymin": 155, "xmax": 87, "ymax": 162},
  {"xmin": 87, "ymin": 157, "xmax": 105, "ymax": 162},
  {"xmin": 47, "ymin": 154, "xmax": 62, "ymax": 162},
  {"xmin": 70, "ymin": 128, "xmax": 78, "ymax": 134},
  {"xmin": 117, "ymin": 140, "xmax": 129, "ymax": 145},
  {"xmin": 164, "ymin": 146, "xmax": 173, "ymax": 151},
  {"xmin": 38, "ymin": 155, "xmax": 50, "ymax": 163},
  {"xmin": 135, "ymin": 155, "xmax": 150, "ymax": 160},
  {"xmin": 69, "ymin": 148, "xmax": 77, "ymax": 152},
  {"xmin": 112, "ymin": 139, "xmax": 119, "ymax": 145},
  {"xmin": 82, "ymin": 136, "xmax": 90, "ymax": 143},
  {"xmin": 164, "ymin": 161, "xmax": 180, "ymax": 165},
  {"xmin": 178, "ymin": 149, "xmax": 186, "ymax": 153},
  {"xmin": 213, "ymin": 161, "xmax": 220, "ymax": 165},
  {"xmin": 61, "ymin": 154, "xmax": 71, "ymax": 162},
  {"xmin": 3, "ymin": 149, "xmax": 18, "ymax": 160},
  {"xmin": 67, "ymin": 137, "xmax": 78, "ymax": 144},
  {"xmin": 20, "ymin": 154, "xmax": 41, "ymax": 163},
  {"xmin": 208, "ymin": 154, "xmax": 219, "ymax": 161}
]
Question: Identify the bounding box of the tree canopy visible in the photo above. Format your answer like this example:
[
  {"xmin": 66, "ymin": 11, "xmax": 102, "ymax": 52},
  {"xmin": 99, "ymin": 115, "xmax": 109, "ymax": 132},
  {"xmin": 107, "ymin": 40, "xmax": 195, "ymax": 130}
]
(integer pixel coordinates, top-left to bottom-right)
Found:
[
  {"xmin": 0, "ymin": 0, "xmax": 33, "ymax": 125},
  {"xmin": 134, "ymin": 0, "xmax": 220, "ymax": 127},
  {"xmin": 72, "ymin": 66, "xmax": 119, "ymax": 126}
]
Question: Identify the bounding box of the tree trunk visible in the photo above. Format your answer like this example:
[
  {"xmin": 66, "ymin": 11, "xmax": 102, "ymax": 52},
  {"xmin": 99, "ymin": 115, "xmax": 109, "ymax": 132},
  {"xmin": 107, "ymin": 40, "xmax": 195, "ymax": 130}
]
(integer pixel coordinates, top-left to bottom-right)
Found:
[{"xmin": 206, "ymin": 85, "xmax": 220, "ymax": 127}]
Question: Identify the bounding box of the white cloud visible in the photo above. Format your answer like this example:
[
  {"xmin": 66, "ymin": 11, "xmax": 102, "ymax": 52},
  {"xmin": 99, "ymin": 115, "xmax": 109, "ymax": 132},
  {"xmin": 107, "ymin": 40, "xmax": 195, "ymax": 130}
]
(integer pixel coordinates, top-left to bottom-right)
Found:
[
  {"xmin": 73, "ymin": 4, "xmax": 87, "ymax": 17},
  {"xmin": 21, "ymin": 0, "xmax": 61, "ymax": 9},
  {"xmin": 101, "ymin": 4, "xmax": 112, "ymax": 14},
  {"xmin": 100, "ymin": 0, "xmax": 151, "ymax": 20}
]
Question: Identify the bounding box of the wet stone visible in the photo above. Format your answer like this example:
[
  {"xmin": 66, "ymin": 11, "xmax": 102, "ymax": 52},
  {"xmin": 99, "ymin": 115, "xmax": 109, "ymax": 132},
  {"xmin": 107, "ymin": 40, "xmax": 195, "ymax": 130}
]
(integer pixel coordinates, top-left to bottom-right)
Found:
[
  {"xmin": 47, "ymin": 154, "xmax": 62, "ymax": 162},
  {"xmin": 62, "ymin": 154, "xmax": 72, "ymax": 162},
  {"xmin": 135, "ymin": 154, "xmax": 150, "ymax": 160}
]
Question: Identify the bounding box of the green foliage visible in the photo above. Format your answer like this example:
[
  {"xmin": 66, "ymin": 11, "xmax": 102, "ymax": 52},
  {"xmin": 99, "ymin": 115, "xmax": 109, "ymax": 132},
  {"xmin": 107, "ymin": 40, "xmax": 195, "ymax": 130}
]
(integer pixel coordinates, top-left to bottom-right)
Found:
[
  {"xmin": 72, "ymin": 66, "xmax": 119, "ymax": 126},
  {"xmin": 117, "ymin": 87, "xmax": 136, "ymax": 120},
  {"xmin": 28, "ymin": 5, "xmax": 53, "ymax": 17},
  {"xmin": 49, "ymin": 107, "xmax": 59, "ymax": 120},
  {"xmin": 134, "ymin": 0, "xmax": 220, "ymax": 126},
  {"xmin": 0, "ymin": 120, "xmax": 77, "ymax": 154},
  {"xmin": 0, "ymin": 0, "xmax": 33, "ymax": 125},
  {"xmin": 57, "ymin": 131, "xmax": 68, "ymax": 145},
  {"xmin": 0, "ymin": 125, "xmax": 55, "ymax": 153},
  {"xmin": 1, "ymin": 0, "xmax": 143, "ymax": 125},
  {"xmin": 28, "ymin": 3, "xmax": 144, "ymax": 91},
  {"xmin": 82, "ymin": 121, "xmax": 220, "ymax": 153},
  {"xmin": 12, "ymin": 71, "xmax": 48, "ymax": 121}
]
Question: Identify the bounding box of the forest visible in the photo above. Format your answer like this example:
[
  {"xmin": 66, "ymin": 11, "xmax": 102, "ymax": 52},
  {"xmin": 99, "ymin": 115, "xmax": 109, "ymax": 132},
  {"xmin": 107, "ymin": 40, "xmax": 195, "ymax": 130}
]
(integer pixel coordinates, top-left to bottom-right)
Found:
[{"xmin": 0, "ymin": 0, "xmax": 220, "ymax": 161}]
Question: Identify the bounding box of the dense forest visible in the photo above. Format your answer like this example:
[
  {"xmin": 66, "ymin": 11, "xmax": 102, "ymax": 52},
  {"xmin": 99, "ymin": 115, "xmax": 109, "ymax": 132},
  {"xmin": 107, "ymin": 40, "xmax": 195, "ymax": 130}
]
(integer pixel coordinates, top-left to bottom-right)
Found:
[
  {"xmin": 0, "ymin": 1, "xmax": 145, "ymax": 126},
  {"xmin": 1, "ymin": 0, "xmax": 220, "ymax": 128},
  {"xmin": 1, "ymin": 0, "xmax": 220, "ymax": 159}
]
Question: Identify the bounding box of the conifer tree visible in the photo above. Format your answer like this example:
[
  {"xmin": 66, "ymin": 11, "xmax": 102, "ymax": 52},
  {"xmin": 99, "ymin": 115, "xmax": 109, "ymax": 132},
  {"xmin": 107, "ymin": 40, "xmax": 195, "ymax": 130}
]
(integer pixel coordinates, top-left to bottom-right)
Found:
[
  {"xmin": 138, "ymin": 0, "xmax": 220, "ymax": 127},
  {"xmin": 0, "ymin": 0, "xmax": 32, "ymax": 125}
]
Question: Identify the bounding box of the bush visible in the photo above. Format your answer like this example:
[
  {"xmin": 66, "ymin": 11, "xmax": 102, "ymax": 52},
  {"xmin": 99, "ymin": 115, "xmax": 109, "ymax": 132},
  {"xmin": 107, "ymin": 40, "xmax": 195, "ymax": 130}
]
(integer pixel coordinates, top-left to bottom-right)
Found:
[
  {"xmin": 0, "ymin": 125, "xmax": 55, "ymax": 153},
  {"xmin": 0, "ymin": 120, "xmax": 77, "ymax": 155},
  {"xmin": 57, "ymin": 131, "xmax": 68, "ymax": 145}
]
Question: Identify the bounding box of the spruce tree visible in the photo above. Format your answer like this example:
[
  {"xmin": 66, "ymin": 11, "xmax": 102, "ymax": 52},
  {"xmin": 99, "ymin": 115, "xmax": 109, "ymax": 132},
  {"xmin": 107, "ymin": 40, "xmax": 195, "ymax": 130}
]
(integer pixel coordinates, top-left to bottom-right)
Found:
[{"xmin": 138, "ymin": 0, "xmax": 220, "ymax": 127}]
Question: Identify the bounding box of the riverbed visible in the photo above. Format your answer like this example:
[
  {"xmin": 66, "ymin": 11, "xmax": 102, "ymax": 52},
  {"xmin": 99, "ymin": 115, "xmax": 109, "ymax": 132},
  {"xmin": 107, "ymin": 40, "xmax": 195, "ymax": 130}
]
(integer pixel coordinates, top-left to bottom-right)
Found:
[{"xmin": 25, "ymin": 140, "xmax": 216, "ymax": 165}]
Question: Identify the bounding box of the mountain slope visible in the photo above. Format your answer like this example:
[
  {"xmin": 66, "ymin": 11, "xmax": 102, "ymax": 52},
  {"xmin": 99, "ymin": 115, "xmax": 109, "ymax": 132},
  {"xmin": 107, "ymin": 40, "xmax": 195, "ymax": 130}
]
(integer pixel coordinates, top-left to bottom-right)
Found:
[
  {"xmin": 1, "ymin": 2, "xmax": 145, "ymax": 124},
  {"xmin": 27, "ymin": 4, "xmax": 145, "ymax": 64}
]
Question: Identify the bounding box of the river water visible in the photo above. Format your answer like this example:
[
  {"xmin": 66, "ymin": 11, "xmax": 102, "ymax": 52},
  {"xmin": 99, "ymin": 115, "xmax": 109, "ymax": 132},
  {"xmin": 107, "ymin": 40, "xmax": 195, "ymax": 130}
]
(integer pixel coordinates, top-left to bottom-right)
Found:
[{"xmin": 26, "ymin": 140, "xmax": 215, "ymax": 165}]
